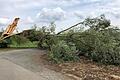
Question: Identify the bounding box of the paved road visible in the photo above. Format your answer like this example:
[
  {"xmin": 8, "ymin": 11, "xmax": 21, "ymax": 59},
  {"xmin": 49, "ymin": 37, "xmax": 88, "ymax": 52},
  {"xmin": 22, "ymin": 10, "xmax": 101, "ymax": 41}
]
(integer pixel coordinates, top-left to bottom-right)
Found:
[
  {"xmin": 0, "ymin": 59, "xmax": 45, "ymax": 80},
  {"xmin": 0, "ymin": 49, "xmax": 72, "ymax": 80}
]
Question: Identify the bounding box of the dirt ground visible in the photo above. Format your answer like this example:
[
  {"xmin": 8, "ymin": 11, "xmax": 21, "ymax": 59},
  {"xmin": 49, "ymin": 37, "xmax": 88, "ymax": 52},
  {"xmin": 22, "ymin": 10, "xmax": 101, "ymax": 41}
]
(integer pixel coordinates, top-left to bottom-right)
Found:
[{"xmin": 34, "ymin": 54, "xmax": 120, "ymax": 80}]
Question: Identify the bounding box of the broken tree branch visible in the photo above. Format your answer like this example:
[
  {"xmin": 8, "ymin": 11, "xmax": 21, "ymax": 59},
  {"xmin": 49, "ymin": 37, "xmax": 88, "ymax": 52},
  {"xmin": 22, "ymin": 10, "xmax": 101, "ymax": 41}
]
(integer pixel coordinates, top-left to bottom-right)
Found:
[{"xmin": 57, "ymin": 22, "xmax": 83, "ymax": 35}]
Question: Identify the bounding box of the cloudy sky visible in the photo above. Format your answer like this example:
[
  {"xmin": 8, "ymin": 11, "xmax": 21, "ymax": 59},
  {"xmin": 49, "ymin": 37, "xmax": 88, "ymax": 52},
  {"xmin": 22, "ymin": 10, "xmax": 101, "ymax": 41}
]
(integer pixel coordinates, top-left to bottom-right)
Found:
[{"xmin": 0, "ymin": 0, "xmax": 120, "ymax": 32}]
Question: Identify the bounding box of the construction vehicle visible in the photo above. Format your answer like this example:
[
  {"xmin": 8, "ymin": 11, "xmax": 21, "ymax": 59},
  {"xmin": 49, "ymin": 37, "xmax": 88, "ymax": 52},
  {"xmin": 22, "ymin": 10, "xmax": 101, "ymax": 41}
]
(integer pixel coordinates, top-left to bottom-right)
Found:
[
  {"xmin": 0, "ymin": 18, "xmax": 20, "ymax": 41},
  {"xmin": 0, "ymin": 18, "xmax": 20, "ymax": 47}
]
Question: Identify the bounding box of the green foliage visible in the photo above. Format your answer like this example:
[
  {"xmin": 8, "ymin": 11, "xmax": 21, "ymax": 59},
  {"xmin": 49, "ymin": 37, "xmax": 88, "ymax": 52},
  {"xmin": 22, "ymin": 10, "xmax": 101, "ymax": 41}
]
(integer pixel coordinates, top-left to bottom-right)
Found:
[
  {"xmin": 10, "ymin": 35, "xmax": 37, "ymax": 48},
  {"xmin": 88, "ymin": 30, "xmax": 120, "ymax": 65},
  {"xmin": 0, "ymin": 42, "xmax": 8, "ymax": 48},
  {"xmin": 83, "ymin": 14, "xmax": 110, "ymax": 31},
  {"xmin": 27, "ymin": 29, "xmax": 38, "ymax": 42},
  {"xmin": 82, "ymin": 30, "xmax": 120, "ymax": 65},
  {"xmin": 37, "ymin": 22, "xmax": 56, "ymax": 49},
  {"xmin": 26, "ymin": 25, "xmax": 39, "ymax": 42},
  {"xmin": 10, "ymin": 35, "xmax": 28, "ymax": 45},
  {"xmin": 37, "ymin": 35, "xmax": 58, "ymax": 49},
  {"xmin": 65, "ymin": 15, "xmax": 120, "ymax": 65},
  {"xmin": 10, "ymin": 41, "xmax": 38, "ymax": 48},
  {"xmin": 36, "ymin": 15, "xmax": 120, "ymax": 65},
  {"xmin": 48, "ymin": 40, "xmax": 79, "ymax": 63}
]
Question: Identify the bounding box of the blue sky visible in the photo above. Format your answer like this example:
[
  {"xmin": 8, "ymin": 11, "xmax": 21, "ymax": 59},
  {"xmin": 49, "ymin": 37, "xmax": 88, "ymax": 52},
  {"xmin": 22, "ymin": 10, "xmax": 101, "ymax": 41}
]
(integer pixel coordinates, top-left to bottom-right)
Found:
[{"xmin": 0, "ymin": 0, "xmax": 120, "ymax": 32}]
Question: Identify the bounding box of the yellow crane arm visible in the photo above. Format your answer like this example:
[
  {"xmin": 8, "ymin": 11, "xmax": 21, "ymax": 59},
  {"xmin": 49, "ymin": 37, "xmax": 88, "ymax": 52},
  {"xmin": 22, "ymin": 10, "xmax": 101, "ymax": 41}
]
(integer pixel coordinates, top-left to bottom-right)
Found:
[{"xmin": 0, "ymin": 18, "xmax": 20, "ymax": 41}]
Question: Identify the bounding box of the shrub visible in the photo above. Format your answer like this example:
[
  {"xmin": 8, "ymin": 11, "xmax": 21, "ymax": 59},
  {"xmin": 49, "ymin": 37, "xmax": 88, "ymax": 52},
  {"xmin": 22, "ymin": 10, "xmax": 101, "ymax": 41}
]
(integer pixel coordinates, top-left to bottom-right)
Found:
[
  {"xmin": 66, "ymin": 29, "xmax": 120, "ymax": 65},
  {"xmin": 0, "ymin": 42, "xmax": 8, "ymax": 48},
  {"xmin": 48, "ymin": 40, "xmax": 79, "ymax": 63},
  {"xmin": 88, "ymin": 30, "xmax": 120, "ymax": 65},
  {"xmin": 39, "ymin": 15, "xmax": 120, "ymax": 65},
  {"xmin": 37, "ymin": 35, "xmax": 59, "ymax": 49},
  {"xmin": 0, "ymin": 38, "xmax": 11, "ymax": 48},
  {"xmin": 63, "ymin": 15, "xmax": 120, "ymax": 65},
  {"xmin": 10, "ymin": 35, "xmax": 33, "ymax": 47},
  {"xmin": 10, "ymin": 35, "xmax": 28, "ymax": 45}
]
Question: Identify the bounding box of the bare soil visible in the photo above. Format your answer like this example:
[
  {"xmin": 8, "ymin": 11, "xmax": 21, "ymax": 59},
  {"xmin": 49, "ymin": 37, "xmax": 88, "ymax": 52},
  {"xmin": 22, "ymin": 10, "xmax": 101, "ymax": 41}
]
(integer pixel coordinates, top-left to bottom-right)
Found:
[{"xmin": 33, "ymin": 54, "xmax": 120, "ymax": 80}]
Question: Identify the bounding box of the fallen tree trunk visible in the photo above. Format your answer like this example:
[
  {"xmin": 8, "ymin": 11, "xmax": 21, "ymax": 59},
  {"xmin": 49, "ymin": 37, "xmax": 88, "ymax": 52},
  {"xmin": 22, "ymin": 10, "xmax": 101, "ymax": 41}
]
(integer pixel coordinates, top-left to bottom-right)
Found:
[{"xmin": 57, "ymin": 22, "xmax": 83, "ymax": 35}]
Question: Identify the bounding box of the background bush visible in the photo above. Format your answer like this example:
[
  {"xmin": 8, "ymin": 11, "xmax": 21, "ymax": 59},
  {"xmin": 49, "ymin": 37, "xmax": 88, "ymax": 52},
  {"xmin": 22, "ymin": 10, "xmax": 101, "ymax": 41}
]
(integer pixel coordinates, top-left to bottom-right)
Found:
[
  {"xmin": 48, "ymin": 40, "xmax": 79, "ymax": 63},
  {"xmin": 10, "ymin": 35, "xmax": 38, "ymax": 48},
  {"xmin": 64, "ymin": 15, "xmax": 120, "ymax": 65},
  {"xmin": 36, "ymin": 15, "xmax": 120, "ymax": 65}
]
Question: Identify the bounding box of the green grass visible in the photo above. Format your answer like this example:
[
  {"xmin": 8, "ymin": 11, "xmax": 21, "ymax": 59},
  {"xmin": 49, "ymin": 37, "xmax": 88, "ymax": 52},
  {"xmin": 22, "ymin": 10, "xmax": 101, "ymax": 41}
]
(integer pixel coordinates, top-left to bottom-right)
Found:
[{"xmin": 10, "ymin": 41, "xmax": 38, "ymax": 48}]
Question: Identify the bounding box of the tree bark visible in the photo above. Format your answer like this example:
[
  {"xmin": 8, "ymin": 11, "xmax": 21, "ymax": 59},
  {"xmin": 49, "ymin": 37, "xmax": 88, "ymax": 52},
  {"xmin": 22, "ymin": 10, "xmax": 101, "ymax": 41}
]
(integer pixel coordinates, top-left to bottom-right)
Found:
[{"xmin": 57, "ymin": 22, "xmax": 83, "ymax": 35}]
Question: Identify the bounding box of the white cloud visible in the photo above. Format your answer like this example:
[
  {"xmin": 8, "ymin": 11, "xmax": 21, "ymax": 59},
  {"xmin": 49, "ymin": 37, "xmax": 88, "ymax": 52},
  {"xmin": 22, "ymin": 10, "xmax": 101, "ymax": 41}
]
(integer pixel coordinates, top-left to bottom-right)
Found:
[
  {"xmin": 22, "ymin": 16, "xmax": 34, "ymax": 24},
  {"xmin": 36, "ymin": 7, "xmax": 66, "ymax": 22},
  {"xmin": 0, "ymin": 17, "xmax": 9, "ymax": 26},
  {"xmin": 0, "ymin": 0, "xmax": 120, "ymax": 31},
  {"xmin": 53, "ymin": 0, "xmax": 80, "ymax": 6},
  {"xmin": 74, "ymin": 10, "xmax": 100, "ymax": 20}
]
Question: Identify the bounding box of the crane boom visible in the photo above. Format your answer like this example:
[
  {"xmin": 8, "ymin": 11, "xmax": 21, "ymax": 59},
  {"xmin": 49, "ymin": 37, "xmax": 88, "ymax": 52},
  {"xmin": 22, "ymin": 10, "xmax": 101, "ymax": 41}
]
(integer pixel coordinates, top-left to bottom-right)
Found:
[{"xmin": 0, "ymin": 18, "xmax": 20, "ymax": 42}]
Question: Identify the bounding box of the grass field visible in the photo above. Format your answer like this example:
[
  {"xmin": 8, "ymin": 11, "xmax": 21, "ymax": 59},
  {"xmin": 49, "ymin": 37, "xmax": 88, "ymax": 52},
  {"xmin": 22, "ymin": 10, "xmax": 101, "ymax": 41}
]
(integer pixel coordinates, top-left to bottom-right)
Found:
[{"xmin": 9, "ymin": 41, "xmax": 38, "ymax": 48}]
